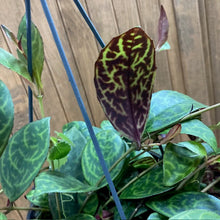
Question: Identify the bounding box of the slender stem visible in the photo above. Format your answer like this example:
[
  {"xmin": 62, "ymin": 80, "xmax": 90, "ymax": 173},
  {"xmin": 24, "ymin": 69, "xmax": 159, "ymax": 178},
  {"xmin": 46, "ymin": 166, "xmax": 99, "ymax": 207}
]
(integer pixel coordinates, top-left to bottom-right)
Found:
[
  {"xmin": 0, "ymin": 207, "xmax": 49, "ymax": 212},
  {"xmin": 38, "ymin": 95, "xmax": 45, "ymax": 118},
  {"xmin": 51, "ymin": 160, "xmax": 62, "ymax": 219},
  {"xmin": 176, "ymin": 154, "xmax": 220, "ymax": 191},
  {"xmin": 180, "ymin": 103, "xmax": 220, "ymax": 122},
  {"xmin": 103, "ymin": 160, "xmax": 162, "ymax": 208},
  {"xmin": 201, "ymin": 176, "xmax": 220, "ymax": 193}
]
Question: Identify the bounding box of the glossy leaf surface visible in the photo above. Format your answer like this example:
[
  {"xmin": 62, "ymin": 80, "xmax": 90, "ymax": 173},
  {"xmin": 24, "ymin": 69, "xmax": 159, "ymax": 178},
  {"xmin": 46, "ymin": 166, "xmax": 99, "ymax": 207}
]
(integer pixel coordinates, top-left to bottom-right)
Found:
[
  {"xmin": 0, "ymin": 213, "xmax": 7, "ymax": 220},
  {"xmin": 120, "ymin": 166, "xmax": 173, "ymax": 199},
  {"xmin": 82, "ymin": 130, "xmax": 126, "ymax": 186},
  {"xmin": 181, "ymin": 119, "xmax": 217, "ymax": 152},
  {"xmin": 144, "ymin": 90, "xmax": 206, "ymax": 134},
  {"xmin": 169, "ymin": 209, "xmax": 220, "ymax": 220},
  {"xmin": 163, "ymin": 142, "xmax": 206, "ymax": 186},
  {"xmin": 0, "ymin": 118, "xmax": 50, "ymax": 201},
  {"xmin": 17, "ymin": 15, "xmax": 44, "ymax": 93},
  {"xmin": 26, "ymin": 190, "xmax": 49, "ymax": 208},
  {"xmin": 146, "ymin": 192, "xmax": 220, "ymax": 217},
  {"xmin": 95, "ymin": 27, "xmax": 156, "ymax": 147},
  {"xmin": 34, "ymin": 171, "xmax": 97, "ymax": 197},
  {"xmin": 49, "ymin": 142, "xmax": 71, "ymax": 160},
  {"xmin": 0, "ymin": 48, "xmax": 31, "ymax": 82},
  {"xmin": 0, "ymin": 81, "xmax": 14, "ymax": 157}
]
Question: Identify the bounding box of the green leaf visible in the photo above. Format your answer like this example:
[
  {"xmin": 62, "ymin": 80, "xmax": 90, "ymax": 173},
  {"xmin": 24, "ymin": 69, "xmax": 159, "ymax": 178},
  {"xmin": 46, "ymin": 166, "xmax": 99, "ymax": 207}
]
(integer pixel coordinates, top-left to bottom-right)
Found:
[
  {"xmin": 169, "ymin": 209, "xmax": 220, "ymax": 220},
  {"xmin": 0, "ymin": 213, "xmax": 7, "ymax": 220},
  {"xmin": 114, "ymin": 200, "xmax": 148, "ymax": 220},
  {"xmin": 146, "ymin": 191, "xmax": 220, "ymax": 217},
  {"xmin": 17, "ymin": 15, "xmax": 44, "ymax": 92},
  {"xmin": 163, "ymin": 142, "xmax": 206, "ymax": 186},
  {"xmin": 100, "ymin": 120, "xmax": 118, "ymax": 133},
  {"xmin": 0, "ymin": 118, "xmax": 50, "ymax": 201},
  {"xmin": 48, "ymin": 193, "xmax": 79, "ymax": 219},
  {"xmin": 120, "ymin": 166, "xmax": 174, "ymax": 199},
  {"xmin": 69, "ymin": 214, "xmax": 96, "ymax": 220},
  {"xmin": 77, "ymin": 193, "xmax": 98, "ymax": 215},
  {"xmin": 0, "ymin": 48, "xmax": 31, "ymax": 82},
  {"xmin": 181, "ymin": 119, "xmax": 217, "ymax": 152},
  {"xmin": 62, "ymin": 121, "xmax": 101, "ymax": 141},
  {"xmin": 0, "ymin": 81, "xmax": 14, "ymax": 157},
  {"xmin": 33, "ymin": 171, "xmax": 97, "ymax": 197},
  {"xmin": 59, "ymin": 127, "xmax": 88, "ymax": 181},
  {"xmin": 49, "ymin": 142, "xmax": 71, "ymax": 160},
  {"xmin": 130, "ymin": 150, "xmax": 156, "ymax": 169},
  {"xmin": 144, "ymin": 90, "xmax": 206, "ymax": 134},
  {"xmin": 95, "ymin": 27, "xmax": 156, "ymax": 148},
  {"xmin": 26, "ymin": 190, "xmax": 49, "ymax": 208},
  {"xmin": 147, "ymin": 212, "xmax": 167, "ymax": 220},
  {"xmin": 81, "ymin": 130, "xmax": 126, "ymax": 186}
]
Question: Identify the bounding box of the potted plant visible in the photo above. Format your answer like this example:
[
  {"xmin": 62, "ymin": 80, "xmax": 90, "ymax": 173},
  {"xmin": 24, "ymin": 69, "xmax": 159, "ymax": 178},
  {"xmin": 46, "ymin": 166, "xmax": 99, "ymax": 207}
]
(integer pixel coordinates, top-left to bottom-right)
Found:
[{"xmin": 0, "ymin": 5, "xmax": 219, "ymax": 220}]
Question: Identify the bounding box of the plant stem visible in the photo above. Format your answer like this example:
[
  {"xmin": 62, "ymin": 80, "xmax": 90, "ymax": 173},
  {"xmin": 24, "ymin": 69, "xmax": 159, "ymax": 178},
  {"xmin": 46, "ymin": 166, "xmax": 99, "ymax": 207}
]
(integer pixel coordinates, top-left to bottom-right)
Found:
[
  {"xmin": 79, "ymin": 145, "xmax": 136, "ymax": 213},
  {"xmin": 180, "ymin": 103, "xmax": 220, "ymax": 121},
  {"xmin": 103, "ymin": 160, "xmax": 162, "ymax": 208},
  {"xmin": 0, "ymin": 206, "xmax": 49, "ymax": 212},
  {"xmin": 51, "ymin": 160, "xmax": 62, "ymax": 219},
  {"xmin": 201, "ymin": 176, "xmax": 220, "ymax": 193},
  {"xmin": 38, "ymin": 95, "xmax": 45, "ymax": 118},
  {"xmin": 176, "ymin": 154, "xmax": 220, "ymax": 191}
]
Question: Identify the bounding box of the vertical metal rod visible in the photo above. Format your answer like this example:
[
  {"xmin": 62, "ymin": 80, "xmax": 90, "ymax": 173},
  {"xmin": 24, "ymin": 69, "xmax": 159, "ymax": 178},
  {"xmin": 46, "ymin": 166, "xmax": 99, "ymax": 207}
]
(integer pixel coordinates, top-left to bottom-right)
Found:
[
  {"xmin": 25, "ymin": 0, "xmax": 33, "ymax": 122},
  {"xmin": 40, "ymin": 1, "xmax": 126, "ymax": 219}
]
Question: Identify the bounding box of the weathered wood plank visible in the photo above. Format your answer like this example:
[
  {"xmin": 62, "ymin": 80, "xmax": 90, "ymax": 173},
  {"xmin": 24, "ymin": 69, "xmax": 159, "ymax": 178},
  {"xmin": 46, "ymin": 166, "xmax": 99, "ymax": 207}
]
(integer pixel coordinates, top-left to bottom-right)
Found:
[
  {"xmin": 205, "ymin": 0, "xmax": 220, "ymax": 137},
  {"xmin": 173, "ymin": 0, "xmax": 212, "ymax": 125},
  {"xmin": 57, "ymin": 0, "xmax": 106, "ymax": 126},
  {"xmin": 160, "ymin": 0, "xmax": 186, "ymax": 93},
  {"xmin": 137, "ymin": 0, "xmax": 173, "ymax": 91}
]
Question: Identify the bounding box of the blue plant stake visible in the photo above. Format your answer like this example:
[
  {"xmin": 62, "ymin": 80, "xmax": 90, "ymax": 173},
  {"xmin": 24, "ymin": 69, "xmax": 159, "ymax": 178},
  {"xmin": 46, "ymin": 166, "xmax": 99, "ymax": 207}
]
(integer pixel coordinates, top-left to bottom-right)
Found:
[
  {"xmin": 25, "ymin": 0, "xmax": 33, "ymax": 123},
  {"xmin": 40, "ymin": 0, "xmax": 126, "ymax": 219}
]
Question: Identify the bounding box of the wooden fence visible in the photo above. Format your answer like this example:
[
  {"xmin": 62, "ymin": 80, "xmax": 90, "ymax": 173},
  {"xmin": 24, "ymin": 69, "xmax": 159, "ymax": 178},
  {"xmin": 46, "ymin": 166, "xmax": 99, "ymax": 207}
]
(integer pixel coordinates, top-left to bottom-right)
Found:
[{"xmin": 0, "ymin": 0, "xmax": 220, "ymax": 219}]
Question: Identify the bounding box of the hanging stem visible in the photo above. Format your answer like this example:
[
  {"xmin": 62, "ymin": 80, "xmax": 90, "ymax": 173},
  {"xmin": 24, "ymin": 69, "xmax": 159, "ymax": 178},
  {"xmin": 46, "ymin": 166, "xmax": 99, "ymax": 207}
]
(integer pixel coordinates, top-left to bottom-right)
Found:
[
  {"xmin": 201, "ymin": 176, "xmax": 220, "ymax": 193},
  {"xmin": 176, "ymin": 154, "xmax": 220, "ymax": 191},
  {"xmin": 0, "ymin": 206, "xmax": 49, "ymax": 212}
]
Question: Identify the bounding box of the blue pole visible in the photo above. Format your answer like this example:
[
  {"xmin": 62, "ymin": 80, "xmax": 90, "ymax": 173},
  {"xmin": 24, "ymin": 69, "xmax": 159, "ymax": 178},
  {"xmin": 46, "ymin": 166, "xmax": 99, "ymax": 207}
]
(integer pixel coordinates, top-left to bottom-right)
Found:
[
  {"xmin": 73, "ymin": 0, "xmax": 105, "ymax": 48},
  {"xmin": 25, "ymin": 0, "xmax": 33, "ymax": 122},
  {"xmin": 40, "ymin": 1, "xmax": 126, "ymax": 219}
]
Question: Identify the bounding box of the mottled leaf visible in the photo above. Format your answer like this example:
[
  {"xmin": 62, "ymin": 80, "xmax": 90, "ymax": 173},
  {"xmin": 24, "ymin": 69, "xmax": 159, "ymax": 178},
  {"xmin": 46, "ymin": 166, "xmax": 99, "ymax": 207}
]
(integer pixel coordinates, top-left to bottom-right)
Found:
[
  {"xmin": 17, "ymin": 15, "xmax": 44, "ymax": 93},
  {"xmin": 95, "ymin": 27, "xmax": 156, "ymax": 148},
  {"xmin": 114, "ymin": 200, "xmax": 148, "ymax": 220},
  {"xmin": 49, "ymin": 142, "xmax": 71, "ymax": 160},
  {"xmin": 0, "ymin": 118, "xmax": 50, "ymax": 201},
  {"xmin": 163, "ymin": 142, "xmax": 206, "ymax": 186},
  {"xmin": 26, "ymin": 190, "xmax": 49, "ymax": 208},
  {"xmin": 33, "ymin": 171, "xmax": 97, "ymax": 197},
  {"xmin": 0, "ymin": 48, "xmax": 31, "ymax": 82},
  {"xmin": 69, "ymin": 214, "xmax": 96, "ymax": 220},
  {"xmin": 120, "ymin": 166, "xmax": 174, "ymax": 199},
  {"xmin": 0, "ymin": 81, "xmax": 14, "ymax": 157},
  {"xmin": 147, "ymin": 212, "xmax": 167, "ymax": 220},
  {"xmin": 144, "ymin": 90, "xmax": 206, "ymax": 135},
  {"xmin": 169, "ymin": 209, "xmax": 220, "ymax": 220},
  {"xmin": 146, "ymin": 192, "xmax": 220, "ymax": 217},
  {"xmin": 77, "ymin": 193, "xmax": 98, "ymax": 215},
  {"xmin": 156, "ymin": 5, "xmax": 169, "ymax": 51},
  {"xmin": 82, "ymin": 130, "xmax": 126, "ymax": 186},
  {"xmin": 48, "ymin": 193, "xmax": 79, "ymax": 219},
  {"xmin": 181, "ymin": 119, "xmax": 217, "ymax": 152},
  {"xmin": 59, "ymin": 127, "xmax": 88, "ymax": 181}
]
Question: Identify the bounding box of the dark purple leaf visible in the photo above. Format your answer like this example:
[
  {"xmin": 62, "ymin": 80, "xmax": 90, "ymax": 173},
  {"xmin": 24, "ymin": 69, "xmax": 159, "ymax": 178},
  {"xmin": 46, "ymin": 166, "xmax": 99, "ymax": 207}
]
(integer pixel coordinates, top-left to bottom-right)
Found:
[
  {"xmin": 94, "ymin": 27, "xmax": 156, "ymax": 149},
  {"xmin": 156, "ymin": 5, "xmax": 169, "ymax": 51}
]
